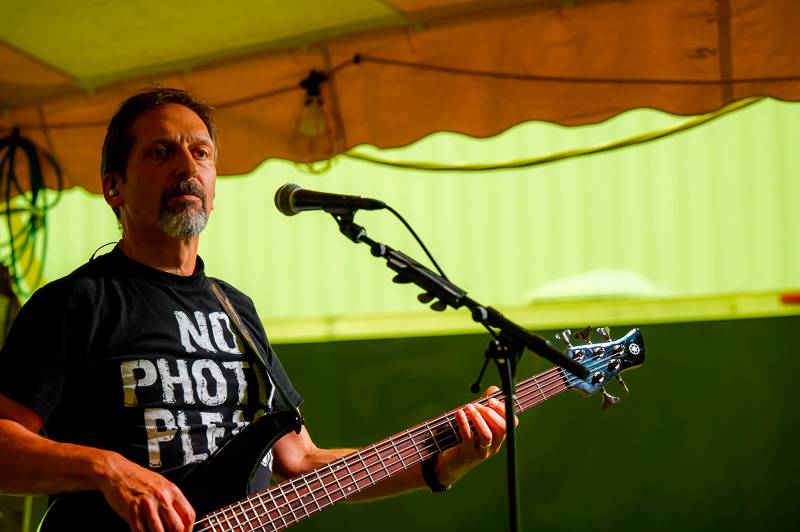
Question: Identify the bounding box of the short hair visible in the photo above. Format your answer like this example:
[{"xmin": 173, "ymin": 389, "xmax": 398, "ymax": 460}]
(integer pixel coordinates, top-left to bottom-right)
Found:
[{"xmin": 100, "ymin": 88, "xmax": 217, "ymax": 218}]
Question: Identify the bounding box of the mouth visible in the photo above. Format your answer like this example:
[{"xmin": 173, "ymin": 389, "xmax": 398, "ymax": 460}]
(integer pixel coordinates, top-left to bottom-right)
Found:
[
  {"xmin": 162, "ymin": 182, "xmax": 206, "ymax": 210},
  {"xmin": 169, "ymin": 193, "xmax": 201, "ymax": 203}
]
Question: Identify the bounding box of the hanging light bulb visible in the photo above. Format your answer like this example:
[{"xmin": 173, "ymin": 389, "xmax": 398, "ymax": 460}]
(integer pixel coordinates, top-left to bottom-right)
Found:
[{"xmin": 289, "ymin": 69, "xmax": 341, "ymax": 168}]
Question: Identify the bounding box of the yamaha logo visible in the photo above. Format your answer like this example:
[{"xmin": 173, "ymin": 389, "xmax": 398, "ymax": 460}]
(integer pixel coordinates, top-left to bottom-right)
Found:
[{"xmin": 628, "ymin": 344, "xmax": 641, "ymax": 355}]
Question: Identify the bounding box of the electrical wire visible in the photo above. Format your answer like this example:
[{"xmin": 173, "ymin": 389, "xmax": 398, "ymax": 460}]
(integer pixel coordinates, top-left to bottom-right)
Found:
[
  {"xmin": 343, "ymin": 97, "xmax": 763, "ymax": 172},
  {"xmin": 0, "ymin": 128, "xmax": 63, "ymax": 296}
]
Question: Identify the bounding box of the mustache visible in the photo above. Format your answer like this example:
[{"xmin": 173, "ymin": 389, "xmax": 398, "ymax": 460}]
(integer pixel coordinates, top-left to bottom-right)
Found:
[{"xmin": 161, "ymin": 180, "xmax": 207, "ymax": 207}]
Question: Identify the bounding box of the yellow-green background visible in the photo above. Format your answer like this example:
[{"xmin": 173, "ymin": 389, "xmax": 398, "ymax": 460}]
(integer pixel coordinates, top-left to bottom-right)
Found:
[{"xmin": 38, "ymin": 98, "xmax": 799, "ymax": 338}]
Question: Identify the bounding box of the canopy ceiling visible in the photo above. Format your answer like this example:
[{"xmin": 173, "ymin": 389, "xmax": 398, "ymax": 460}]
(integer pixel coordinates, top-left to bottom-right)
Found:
[{"xmin": 1, "ymin": 0, "xmax": 798, "ymax": 194}]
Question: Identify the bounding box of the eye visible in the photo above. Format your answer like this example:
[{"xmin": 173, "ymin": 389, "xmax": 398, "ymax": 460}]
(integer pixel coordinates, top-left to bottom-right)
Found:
[
  {"xmin": 194, "ymin": 146, "xmax": 213, "ymax": 159},
  {"xmin": 149, "ymin": 146, "xmax": 168, "ymax": 159}
]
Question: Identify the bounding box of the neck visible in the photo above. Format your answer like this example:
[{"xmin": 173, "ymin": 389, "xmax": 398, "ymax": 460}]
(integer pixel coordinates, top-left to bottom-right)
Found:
[{"xmin": 118, "ymin": 232, "xmax": 199, "ymax": 276}]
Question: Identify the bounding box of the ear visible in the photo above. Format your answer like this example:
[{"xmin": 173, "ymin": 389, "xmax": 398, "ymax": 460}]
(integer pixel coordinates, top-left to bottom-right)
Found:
[{"xmin": 102, "ymin": 172, "xmax": 123, "ymax": 208}]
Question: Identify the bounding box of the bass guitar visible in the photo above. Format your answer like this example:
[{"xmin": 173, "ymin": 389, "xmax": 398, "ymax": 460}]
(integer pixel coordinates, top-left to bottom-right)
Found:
[{"xmin": 40, "ymin": 327, "xmax": 645, "ymax": 531}]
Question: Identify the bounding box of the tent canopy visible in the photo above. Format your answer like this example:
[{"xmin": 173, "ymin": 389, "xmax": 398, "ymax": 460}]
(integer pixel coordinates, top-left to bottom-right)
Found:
[{"xmin": 1, "ymin": 0, "xmax": 799, "ymax": 193}]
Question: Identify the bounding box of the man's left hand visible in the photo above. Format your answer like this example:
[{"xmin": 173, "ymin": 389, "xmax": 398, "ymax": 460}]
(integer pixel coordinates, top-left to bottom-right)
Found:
[{"xmin": 435, "ymin": 386, "xmax": 518, "ymax": 487}]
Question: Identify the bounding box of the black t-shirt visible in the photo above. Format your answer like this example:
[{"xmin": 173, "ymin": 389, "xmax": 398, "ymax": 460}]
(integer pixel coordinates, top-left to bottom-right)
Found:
[{"xmin": 0, "ymin": 246, "xmax": 302, "ymax": 487}]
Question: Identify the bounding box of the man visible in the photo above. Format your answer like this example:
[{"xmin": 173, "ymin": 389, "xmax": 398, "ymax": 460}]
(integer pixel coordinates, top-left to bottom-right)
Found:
[{"xmin": 0, "ymin": 89, "xmax": 511, "ymax": 531}]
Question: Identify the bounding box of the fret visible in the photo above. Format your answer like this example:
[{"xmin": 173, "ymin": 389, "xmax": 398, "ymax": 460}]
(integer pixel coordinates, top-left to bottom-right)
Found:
[
  {"xmin": 532, "ymin": 374, "xmax": 547, "ymax": 404},
  {"xmin": 375, "ymin": 446, "xmax": 392, "ymax": 478},
  {"xmin": 267, "ymin": 488, "xmax": 289, "ymax": 529},
  {"xmin": 410, "ymin": 428, "xmax": 425, "ymax": 462},
  {"xmin": 208, "ymin": 513, "xmax": 223, "ymax": 531},
  {"xmin": 357, "ymin": 452, "xmax": 376, "ymax": 487},
  {"xmin": 314, "ymin": 469, "xmax": 334, "ymax": 507},
  {"xmin": 288, "ymin": 483, "xmax": 311, "ymax": 520},
  {"xmin": 220, "ymin": 509, "xmax": 234, "ymax": 530},
  {"xmin": 424, "ymin": 420, "xmax": 443, "ymax": 454},
  {"xmin": 231, "ymin": 505, "xmax": 243, "ymax": 529},
  {"xmin": 329, "ymin": 461, "xmax": 348, "ymax": 502},
  {"xmin": 389, "ymin": 436, "xmax": 405, "ymax": 470},
  {"xmin": 301, "ymin": 473, "xmax": 322, "ymax": 512},
  {"xmin": 246, "ymin": 497, "xmax": 264, "ymax": 529},
  {"xmin": 277, "ymin": 484, "xmax": 301, "ymax": 528},
  {"xmin": 342, "ymin": 459, "xmax": 358, "ymax": 496},
  {"xmin": 446, "ymin": 415, "xmax": 460, "ymax": 445}
]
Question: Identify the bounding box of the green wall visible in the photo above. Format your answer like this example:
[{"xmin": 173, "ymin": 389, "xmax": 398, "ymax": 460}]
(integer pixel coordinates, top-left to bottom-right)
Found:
[{"xmin": 273, "ymin": 316, "xmax": 798, "ymax": 531}]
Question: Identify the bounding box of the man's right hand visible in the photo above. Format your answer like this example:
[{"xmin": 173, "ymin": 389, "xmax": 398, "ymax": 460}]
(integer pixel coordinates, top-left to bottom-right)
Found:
[
  {"xmin": 96, "ymin": 451, "xmax": 195, "ymax": 532},
  {"xmin": 0, "ymin": 393, "xmax": 195, "ymax": 532}
]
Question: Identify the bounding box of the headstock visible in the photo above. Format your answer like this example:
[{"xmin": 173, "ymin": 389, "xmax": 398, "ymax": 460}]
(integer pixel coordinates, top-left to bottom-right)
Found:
[{"xmin": 555, "ymin": 327, "xmax": 645, "ymax": 408}]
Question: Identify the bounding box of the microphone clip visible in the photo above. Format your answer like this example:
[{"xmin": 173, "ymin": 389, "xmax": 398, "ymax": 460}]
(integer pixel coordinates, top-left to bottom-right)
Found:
[{"xmin": 331, "ymin": 210, "xmax": 367, "ymax": 244}]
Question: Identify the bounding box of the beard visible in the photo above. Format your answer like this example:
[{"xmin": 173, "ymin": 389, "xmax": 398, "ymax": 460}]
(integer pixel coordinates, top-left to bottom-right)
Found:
[{"xmin": 158, "ymin": 180, "xmax": 209, "ymax": 239}]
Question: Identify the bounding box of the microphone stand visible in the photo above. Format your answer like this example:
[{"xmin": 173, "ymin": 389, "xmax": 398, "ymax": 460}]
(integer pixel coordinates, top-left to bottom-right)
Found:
[{"xmin": 330, "ymin": 211, "xmax": 588, "ymax": 532}]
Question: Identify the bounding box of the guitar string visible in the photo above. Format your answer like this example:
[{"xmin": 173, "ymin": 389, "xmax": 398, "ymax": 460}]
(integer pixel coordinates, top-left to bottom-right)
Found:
[
  {"xmin": 194, "ymin": 370, "xmax": 569, "ymax": 532},
  {"xmin": 194, "ymin": 363, "xmax": 581, "ymax": 532},
  {"xmin": 195, "ymin": 363, "xmax": 582, "ymax": 532},
  {"xmin": 196, "ymin": 372, "xmax": 573, "ymax": 532},
  {"xmin": 195, "ymin": 349, "xmax": 620, "ymax": 531}
]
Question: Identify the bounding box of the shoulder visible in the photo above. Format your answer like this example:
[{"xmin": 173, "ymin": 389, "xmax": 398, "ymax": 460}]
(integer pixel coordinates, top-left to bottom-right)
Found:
[{"xmin": 30, "ymin": 251, "xmax": 116, "ymax": 308}]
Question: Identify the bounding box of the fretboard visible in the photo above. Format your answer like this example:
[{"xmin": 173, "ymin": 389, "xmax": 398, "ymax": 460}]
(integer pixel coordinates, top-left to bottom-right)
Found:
[{"xmin": 197, "ymin": 365, "xmax": 572, "ymax": 531}]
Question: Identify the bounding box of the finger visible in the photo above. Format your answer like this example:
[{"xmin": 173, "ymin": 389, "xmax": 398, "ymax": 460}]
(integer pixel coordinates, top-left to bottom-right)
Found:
[
  {"xmin": 455, "ymin": 408, "xmax": 473, "ymax": 443},
  {"xmin": 141, "ymin": 498, "xmax": 166, "ymax": 532},
  {"xmin": 131, "ymin": 508, "xmax": 148, "ymax": 532},
  {"xmin": 159, "ymin": 500, "xmax": 186, "ymax": 532},
  {"xmin": 486, "ymin": 397, "xmax": 520, "ymax": 427},
  {"xmin": 481, "ymin": 400, "xmax": 508, "ymax": 434},
  {"xmin": 481, "ymin": 385, "xmax": 500, "ymax": 398},
  {"xmin": 171, "ymin": 491, "xmax": 196, "ymax": 531},
  {"xmin": 466, "ymin": 404, "xmax": 493, "ymax": 447}
]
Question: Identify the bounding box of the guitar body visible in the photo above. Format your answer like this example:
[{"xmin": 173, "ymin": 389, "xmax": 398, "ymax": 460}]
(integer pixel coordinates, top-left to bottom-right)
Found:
[{"xmin": 39, "ymin": 410, "xmax": 302, "ymax": 531}]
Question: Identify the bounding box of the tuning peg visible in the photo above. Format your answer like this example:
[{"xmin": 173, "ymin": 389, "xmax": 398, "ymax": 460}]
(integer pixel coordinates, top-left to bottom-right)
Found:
[
  {"xmin": 596, "ymin": 326, "xmax": 611, "ymax": 342},
  {"xmin": 600, "ymin": 387, "xmax": 621, "ymax": 410},
  {"xmin": 554, "ymin": 329, "xmax": 574, "ymax": 348},
  {"xmin": 430, "ymin": 300, "xmax": 447, "ymax": 312},
  {"xmin": 615, "ymin": 375, "xmax": 629, "ymax": 394},
  {"xmin": 574, "ymin": 326, "xmax": 592, "ymax": 344},
  {"xmin": 392, "ymin": 274, "xmax": 411, "ymax": 284},
  {"xmin": 418, "ymin": 293, "xmax": 434, "ymax": 303}
]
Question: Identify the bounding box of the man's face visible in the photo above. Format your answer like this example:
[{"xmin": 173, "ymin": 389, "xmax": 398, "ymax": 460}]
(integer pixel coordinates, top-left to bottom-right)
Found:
[{"xmin": 115, "ymin": 103, "xmax": 216, "ymax": 239}]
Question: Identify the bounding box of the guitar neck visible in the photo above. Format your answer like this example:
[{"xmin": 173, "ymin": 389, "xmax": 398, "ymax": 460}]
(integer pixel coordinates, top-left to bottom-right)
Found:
[{"xmin": 196, "ymin": 365, "xmax": 573, "ymax": 531}]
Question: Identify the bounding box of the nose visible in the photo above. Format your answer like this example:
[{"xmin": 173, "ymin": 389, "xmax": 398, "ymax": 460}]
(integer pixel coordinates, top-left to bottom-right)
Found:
[{"xmin": 174, "ymin": 146, "xmax": 199, "ymax": 180}]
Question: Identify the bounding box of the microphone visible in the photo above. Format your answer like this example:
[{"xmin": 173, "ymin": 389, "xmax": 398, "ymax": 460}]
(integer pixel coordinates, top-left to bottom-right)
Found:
[{"xmin": 274, "ymin": 183, "xmax": 386, "ymax": 216}]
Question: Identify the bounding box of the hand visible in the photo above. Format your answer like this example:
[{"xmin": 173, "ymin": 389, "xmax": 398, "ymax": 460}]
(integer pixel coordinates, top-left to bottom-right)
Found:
[
  {"xmin": 435, "ymin": 386, "xmax": 518, "ymax": 487},
  {"xmin": 96, "ymin": 451, "xmax": 195, "ymax": 532}
]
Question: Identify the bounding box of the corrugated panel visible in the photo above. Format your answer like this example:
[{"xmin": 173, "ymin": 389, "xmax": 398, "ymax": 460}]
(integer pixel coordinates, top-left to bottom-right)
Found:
[{"xmin": 32, "ymin": 98, "xmax": 800, "ymax": 322}]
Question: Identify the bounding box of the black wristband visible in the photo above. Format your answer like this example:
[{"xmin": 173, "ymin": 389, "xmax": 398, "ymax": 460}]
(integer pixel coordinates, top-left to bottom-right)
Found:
[{"xmin": 422, "ymin": 454, "xmax": 450, "ymax": 492}]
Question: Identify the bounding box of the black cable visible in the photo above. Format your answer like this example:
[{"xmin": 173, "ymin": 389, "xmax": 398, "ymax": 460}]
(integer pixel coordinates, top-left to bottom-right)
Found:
[
  {"xmin": 0, "ymin": 128, "xmax": 63, "ymax": 295},
  {"xmin": 384, "ymin": 204, "xmax": 449, "ymax": 280}
]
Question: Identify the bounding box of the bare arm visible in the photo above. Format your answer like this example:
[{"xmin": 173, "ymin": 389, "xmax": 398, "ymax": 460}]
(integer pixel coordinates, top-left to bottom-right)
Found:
[
  {"xmin": 270, "ymin": 387, "xmax": 515, "ymax": 501},
  {"xmin": 0, "ymin": 393, "xmax": 195, "ymax": 532}
]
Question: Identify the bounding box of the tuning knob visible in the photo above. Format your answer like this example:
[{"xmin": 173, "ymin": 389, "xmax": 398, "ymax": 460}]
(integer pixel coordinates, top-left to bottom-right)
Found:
[
  {"xmin": 574, "ymin": 326, "xmax": 592, "ymax": 344},
  {"xmin": 596, "ymin": 326, "xmax": 611, "ymax": 342},
  {"xmin": 554, "ymin": 329, "xmax": 574, "ymax": 348}
]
